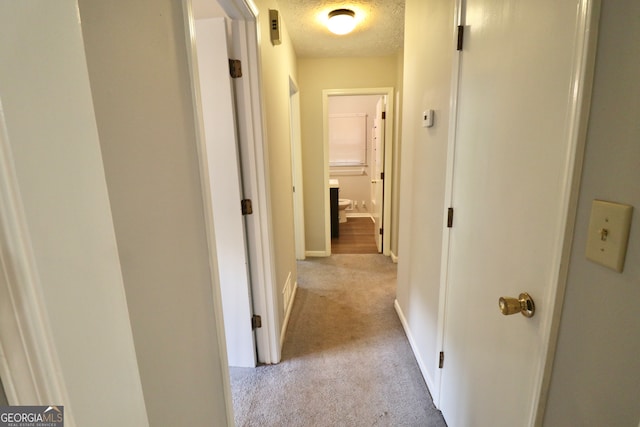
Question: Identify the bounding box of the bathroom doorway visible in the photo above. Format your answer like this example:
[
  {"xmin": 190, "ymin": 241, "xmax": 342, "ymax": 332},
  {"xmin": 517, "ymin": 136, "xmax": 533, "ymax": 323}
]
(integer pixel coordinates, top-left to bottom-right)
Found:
[{"xmin": 323, "ymin": 88, "xmax": 394, "ymax": 255}]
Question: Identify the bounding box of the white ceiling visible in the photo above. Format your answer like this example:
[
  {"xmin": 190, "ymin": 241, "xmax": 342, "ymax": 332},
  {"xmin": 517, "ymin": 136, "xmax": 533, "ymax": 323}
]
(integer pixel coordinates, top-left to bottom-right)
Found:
[{"xmin": 275, "ymin": 0, "xmax": 405, "ymax": 58}]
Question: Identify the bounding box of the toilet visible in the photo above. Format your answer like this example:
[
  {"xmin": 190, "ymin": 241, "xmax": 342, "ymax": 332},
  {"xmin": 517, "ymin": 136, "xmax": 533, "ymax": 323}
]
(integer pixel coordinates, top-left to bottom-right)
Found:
[{"xmin": 338, "ymin": 198, "xmax": 351, "ymax": 223}]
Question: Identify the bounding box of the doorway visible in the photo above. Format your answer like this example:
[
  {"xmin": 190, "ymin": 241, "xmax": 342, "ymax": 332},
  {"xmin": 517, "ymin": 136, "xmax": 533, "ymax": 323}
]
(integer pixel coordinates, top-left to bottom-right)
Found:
[
  {"xmin": 327, "ymin": 94, "xmax": 382, "ymax": 254},
  {"xmin": 322, "ymin": 88, "xmax": 395, "ymax": 256}
]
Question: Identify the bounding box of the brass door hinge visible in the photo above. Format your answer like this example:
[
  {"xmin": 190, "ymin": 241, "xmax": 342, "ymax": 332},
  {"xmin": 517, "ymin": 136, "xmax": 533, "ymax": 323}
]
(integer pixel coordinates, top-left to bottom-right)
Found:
[
  {"xmin": 229, "ymin": 59, "xmax": 242, "ymax": 78},
  {"xmin": 457, "ymin": 25, "xmax": 464, "ymax": 51},
  {"xmin": 241, "ymin": 199, "xmax": 253, "ymax": 215},
  {"xmin": 251, "ymin": 314, "xmax": 262, "ymax": 329}
]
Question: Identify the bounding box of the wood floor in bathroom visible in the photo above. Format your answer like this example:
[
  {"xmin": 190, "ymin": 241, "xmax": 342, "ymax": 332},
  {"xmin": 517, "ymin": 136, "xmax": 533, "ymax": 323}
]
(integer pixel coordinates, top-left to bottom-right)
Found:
[{"xmin": 331, "ymin": 217, "xmax": 379, "ymax": 254}]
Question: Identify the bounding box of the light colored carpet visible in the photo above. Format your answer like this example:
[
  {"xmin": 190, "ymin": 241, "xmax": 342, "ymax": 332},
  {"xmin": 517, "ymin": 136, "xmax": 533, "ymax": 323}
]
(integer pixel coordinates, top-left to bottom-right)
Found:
[{"xmin": 229, "ymin": 254, "xmax": 447, "ymax": 427}]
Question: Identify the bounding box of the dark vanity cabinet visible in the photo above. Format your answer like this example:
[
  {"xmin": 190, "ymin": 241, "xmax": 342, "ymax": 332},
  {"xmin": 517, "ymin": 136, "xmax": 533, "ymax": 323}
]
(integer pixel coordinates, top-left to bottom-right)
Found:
[{"xmin": 330, "ymin": 186, "xmax": 339, "ymax": 238}]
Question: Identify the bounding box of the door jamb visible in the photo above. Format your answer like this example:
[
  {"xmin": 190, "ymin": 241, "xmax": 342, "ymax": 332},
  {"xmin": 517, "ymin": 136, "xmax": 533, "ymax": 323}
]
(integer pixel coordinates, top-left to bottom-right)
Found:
[
  {"xmin": 322, "ymin": 87, "xmax": 395, "ymax": 256},
  {"xmin": 532, "ymin": 1, "xmax": 601, "ymax": 423},
  {"xmin": 433, "ymin": 1, "xmax": 601, "ymax": 424},
  {"xmin": 181, "ymin": 3, "xmax": 234, "ymax": 424},
  {"xmin": 0, "ymin": 105, "xmax": 73, "ymax": 416},
  {"xmin": 433, "ymin": 0, "xmax": 465, "ymax": 407}
]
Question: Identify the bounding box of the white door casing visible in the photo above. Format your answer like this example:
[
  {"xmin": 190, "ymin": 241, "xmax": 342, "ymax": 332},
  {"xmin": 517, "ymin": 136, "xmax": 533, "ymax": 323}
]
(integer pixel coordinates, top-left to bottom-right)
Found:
[
  {"xmin": 193, "ymin": 17, "xmax": 256, "ymax": 368},
  {"xmin": 372, "ymin": 97, "xmax": 385, "ymax": 253},
  {"xmin": 437, "ymin": 0, "xmax": 599, "ymax": 426},
  {"xmin": 0, "ymin": 103, "xmax": 70, "ymax": 411}
]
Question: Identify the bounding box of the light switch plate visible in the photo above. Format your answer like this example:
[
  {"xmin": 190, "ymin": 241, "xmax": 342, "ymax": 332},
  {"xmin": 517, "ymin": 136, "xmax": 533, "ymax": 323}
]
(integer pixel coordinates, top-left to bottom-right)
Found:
[
  {"xmin": 585, "ymin": 200, "xmax": 633, "ymax": 272},
  {"xmin": 422, "ymin": 110, "xmax": 434, "ymax": 128}
]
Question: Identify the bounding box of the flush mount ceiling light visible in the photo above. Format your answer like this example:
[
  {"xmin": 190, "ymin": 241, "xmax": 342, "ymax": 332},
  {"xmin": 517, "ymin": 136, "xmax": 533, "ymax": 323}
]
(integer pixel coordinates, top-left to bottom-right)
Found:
[{"xmin": 327, "ymin": 9, "xmax": 356, "ymax": 35}]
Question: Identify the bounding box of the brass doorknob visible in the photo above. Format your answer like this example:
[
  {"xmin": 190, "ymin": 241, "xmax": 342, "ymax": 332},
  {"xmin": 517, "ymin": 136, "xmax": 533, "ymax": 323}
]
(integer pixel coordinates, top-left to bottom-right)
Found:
[{"xmin": 499, "ymin": 293, "xmax": 535, "ymax": 318}]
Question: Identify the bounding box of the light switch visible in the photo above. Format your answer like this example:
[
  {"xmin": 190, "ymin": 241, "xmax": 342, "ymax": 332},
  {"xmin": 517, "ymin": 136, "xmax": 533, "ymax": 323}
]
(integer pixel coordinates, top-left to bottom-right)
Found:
[
  {"xmin": 422, "ymin": 110, "xmax": 434, "ymax": 128},
  {"xmin": 585, "ymin": 200, "xmax": 633, "ymax": 272}
]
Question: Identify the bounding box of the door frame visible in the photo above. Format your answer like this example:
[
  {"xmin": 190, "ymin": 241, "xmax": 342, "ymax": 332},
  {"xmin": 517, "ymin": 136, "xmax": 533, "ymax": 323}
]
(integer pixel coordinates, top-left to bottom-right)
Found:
[
  {"xmin": 183, "ymin": 0, "xmax": 280, "ymax": 371},
  {"xmin": 0, "ymin": 105, "xmax": 72, "ymax": 414},
  {"xmin": 433, "ymin": 0, "xmax": 601, "ymax": 424},
  {"xmin": 322, "ymin": 87, "xmax": 395, "ymax": 256}
]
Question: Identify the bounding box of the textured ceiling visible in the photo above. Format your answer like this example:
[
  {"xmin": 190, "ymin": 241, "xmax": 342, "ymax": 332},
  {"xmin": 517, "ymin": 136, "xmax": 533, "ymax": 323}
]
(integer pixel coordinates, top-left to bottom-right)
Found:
[{"xmin": 275, "ymin": 0, "xmax": 405, "ymax": 58}]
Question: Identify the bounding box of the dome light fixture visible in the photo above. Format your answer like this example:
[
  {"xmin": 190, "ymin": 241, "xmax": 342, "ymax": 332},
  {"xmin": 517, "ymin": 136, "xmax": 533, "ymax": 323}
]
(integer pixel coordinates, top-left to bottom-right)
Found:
[{"xmin": 327, "ymin": 9, "xmax": 356, "ymax": 35}]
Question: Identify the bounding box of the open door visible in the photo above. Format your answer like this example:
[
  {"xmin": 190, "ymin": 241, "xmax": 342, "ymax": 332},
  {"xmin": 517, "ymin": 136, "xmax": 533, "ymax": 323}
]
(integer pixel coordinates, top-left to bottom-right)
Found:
[
  {"xmin": 371, "ymin": 97, "xmax": 385, "ymax": 253},
  {"xmin": 194, "ymin": 17, "xmax": 256, "ymax": 368},
  {"xmin": 289, "ymin": 78, "xmax": 306, "ymax": 260},
  {"xmin": 438, "ymin": 0, "xmax": 598, "ymax": 425}
]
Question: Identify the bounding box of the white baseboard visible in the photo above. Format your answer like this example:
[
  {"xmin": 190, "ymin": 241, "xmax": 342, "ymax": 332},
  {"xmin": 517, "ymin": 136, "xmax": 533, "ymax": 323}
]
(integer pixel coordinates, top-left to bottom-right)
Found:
[
  {"xmin": 280, "ymin": 280, "xmax": 298, "ymax": 348},
  {"xmin": 305, "ymin": 250, "xmax": 330, "ymax": 257},
  {"xmin": 394, "ymin": 299, "xmax": 437, "ymax": 397},
  {"xmin": 390, "ymin": 251, "xmax": 399, "ymax": 263}
]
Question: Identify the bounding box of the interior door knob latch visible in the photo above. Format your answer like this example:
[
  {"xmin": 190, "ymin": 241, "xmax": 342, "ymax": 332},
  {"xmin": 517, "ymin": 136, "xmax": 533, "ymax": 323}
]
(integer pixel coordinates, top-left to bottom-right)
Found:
[{"xmin": 499, "ymin": 293, "xmax": 535, "ymax": 318}]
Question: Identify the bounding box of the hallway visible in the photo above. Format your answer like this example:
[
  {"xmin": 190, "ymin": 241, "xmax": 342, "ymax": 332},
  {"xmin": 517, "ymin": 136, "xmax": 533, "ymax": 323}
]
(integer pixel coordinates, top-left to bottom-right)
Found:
[{"xmin": 229, "ymin": 255, "xmax": 446, "ymax": 426}]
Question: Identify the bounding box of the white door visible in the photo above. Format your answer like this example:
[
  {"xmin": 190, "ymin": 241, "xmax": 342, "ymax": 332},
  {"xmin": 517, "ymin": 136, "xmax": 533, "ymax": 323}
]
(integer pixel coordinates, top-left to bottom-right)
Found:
[
  {"xmin": 371, "ymin": 97, "xmax": 385, "ymax": 253},
  {"xmin": 289, "ymin": 80, "xmax": 306, "ymax": 260},
  {"xmin": 439, "ymin": 0, "xmax": 595, "ymax": 425},
  {"xmin": 195, "ymin": 18, "xmax": 256, "ymax": 368}
]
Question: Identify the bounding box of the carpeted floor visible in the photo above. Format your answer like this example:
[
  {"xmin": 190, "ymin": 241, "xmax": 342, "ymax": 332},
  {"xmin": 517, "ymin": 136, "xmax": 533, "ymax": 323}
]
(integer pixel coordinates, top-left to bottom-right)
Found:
[{"xmin": 229, "ymin": 254, "xmax": 447, "ymax": 427}]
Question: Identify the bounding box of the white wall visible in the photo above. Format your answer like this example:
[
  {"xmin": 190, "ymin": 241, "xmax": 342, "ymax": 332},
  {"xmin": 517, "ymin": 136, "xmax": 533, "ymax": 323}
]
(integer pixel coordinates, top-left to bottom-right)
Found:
[
  {"xmin": 253, "ymin": 0, "xmax": 299, "ymax": 334},
  {"xmin": 395, "ymin": 0, "xmax": 455, "ymax": 393},
  {"xmin": 299, "ymin": 56, "xmax": 398, "ymax": 253},
  {"xmin": 0, "ymin": 2, "xmax": 148, "ymax": 425},
  {"xmin": 544, "ymin": 1, "xmax": 640, "ymax": 424},
  {"xmin": 329, "ymin": 95, "xmax": 381, "ymax": 215},
  {"xmin": 78, "ymin": 0, "xmax": 231, "ymax": 425}
]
